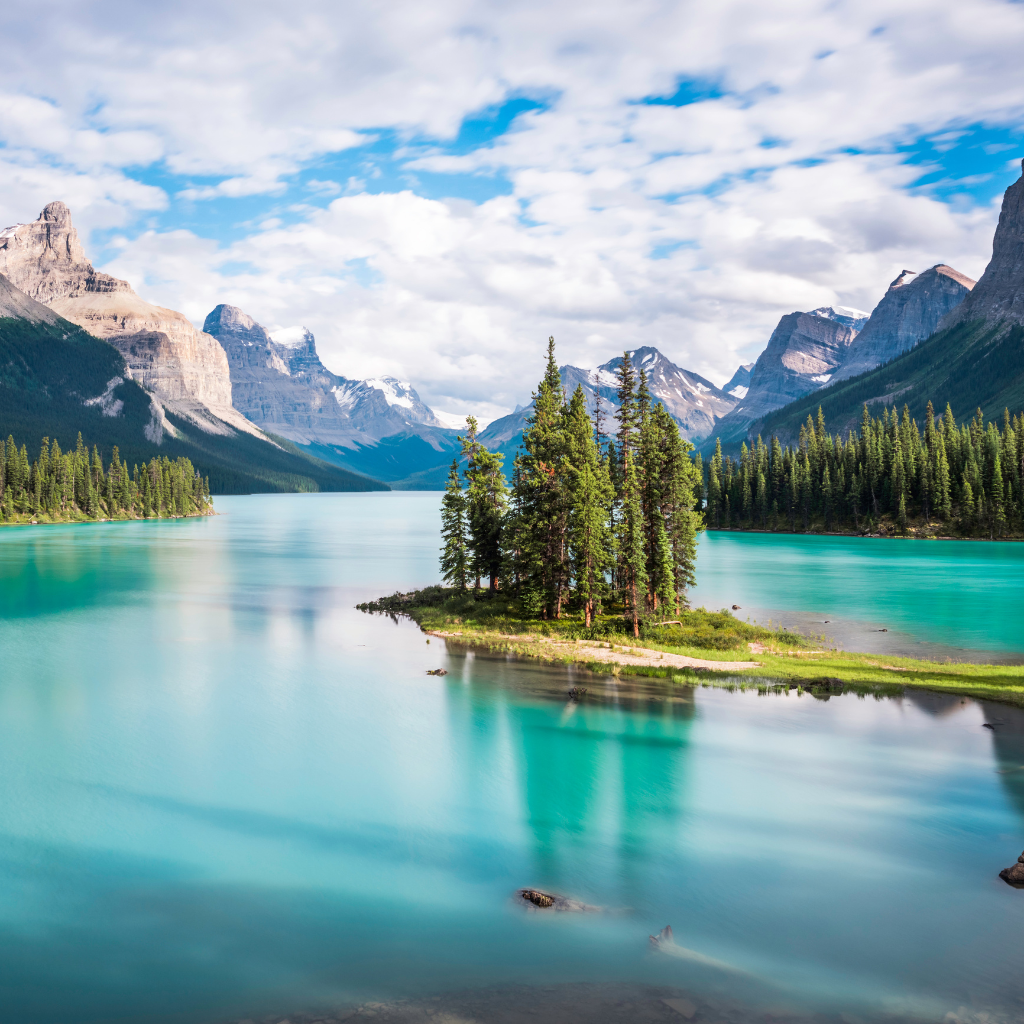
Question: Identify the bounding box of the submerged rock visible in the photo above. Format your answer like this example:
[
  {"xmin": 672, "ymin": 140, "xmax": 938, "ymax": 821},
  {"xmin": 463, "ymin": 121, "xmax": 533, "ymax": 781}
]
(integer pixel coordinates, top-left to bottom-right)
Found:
[
  {"xmin": 516, "ymin": 888, "xmax": 601, "ymax": 912},
  {"xmin": 998, "ymin": 851, "xmax": 1024, "ymax": 887}
]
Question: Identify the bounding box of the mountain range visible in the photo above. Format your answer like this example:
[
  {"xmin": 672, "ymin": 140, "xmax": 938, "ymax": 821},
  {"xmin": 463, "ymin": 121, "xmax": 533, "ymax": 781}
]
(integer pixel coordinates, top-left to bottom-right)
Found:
[
  {"xmin": 0, "ymin": 204, "xmax": 384, "ymax": 493},
  {"xmin": 3, "ymin": 158, "xmax": 1022, "ymax": 490},
  {"xmin": 752, "ymin": 160, "xmax": 1024, "ymax": 446}
]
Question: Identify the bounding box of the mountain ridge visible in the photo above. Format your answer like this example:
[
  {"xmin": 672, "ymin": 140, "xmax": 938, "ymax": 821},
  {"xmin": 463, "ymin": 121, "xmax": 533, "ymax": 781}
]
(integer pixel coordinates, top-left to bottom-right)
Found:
[{"xmin": 747, "ymin": 162, "xmax": 1024, "ymax": 445}]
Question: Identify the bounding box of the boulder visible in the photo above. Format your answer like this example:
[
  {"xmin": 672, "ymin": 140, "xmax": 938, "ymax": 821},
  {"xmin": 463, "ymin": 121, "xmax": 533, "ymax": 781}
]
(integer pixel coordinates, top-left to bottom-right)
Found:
[
  {"xmin": 516, "ymin": 888, "xmax": 600, "ymax": 912},
  {"xmin": 998, "ymin": 851, "xmax": 1024, "ymax": 887}
]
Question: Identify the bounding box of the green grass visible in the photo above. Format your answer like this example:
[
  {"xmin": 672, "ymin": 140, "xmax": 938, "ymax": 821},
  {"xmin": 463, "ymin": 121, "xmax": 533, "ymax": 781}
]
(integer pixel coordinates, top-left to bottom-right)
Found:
[{"xmin": 358, "ymin": 586, "xmax": 1024, "ymax": 707}]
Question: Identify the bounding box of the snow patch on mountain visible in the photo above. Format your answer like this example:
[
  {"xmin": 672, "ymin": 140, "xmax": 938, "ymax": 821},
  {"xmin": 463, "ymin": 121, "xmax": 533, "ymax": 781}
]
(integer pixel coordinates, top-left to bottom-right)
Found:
[{"xmin": 269, "ymin": 325, "xmax": 313, "ymax": 348}]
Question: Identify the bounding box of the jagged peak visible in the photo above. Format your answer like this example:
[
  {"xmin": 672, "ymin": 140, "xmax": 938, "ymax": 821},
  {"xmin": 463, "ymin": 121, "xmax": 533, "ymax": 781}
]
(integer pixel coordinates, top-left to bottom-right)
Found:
[
  {"xmin": 889, "ymin": 269, "xmax": 916, "ymax": 289},
  {"xmin": 931, "ymin": 264, "xmax": 976, "ymax": 290},
  {"xmin": 40, "ymin": 201, "xmax": 74, "ymax": 226},
  {"xmin": 204, "ymin": 304, "xmax": 262, "ymax": 335}
]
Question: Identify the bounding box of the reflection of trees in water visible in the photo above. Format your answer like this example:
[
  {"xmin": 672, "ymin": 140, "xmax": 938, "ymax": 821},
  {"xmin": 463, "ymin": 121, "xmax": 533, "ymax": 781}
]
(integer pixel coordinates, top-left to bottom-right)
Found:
[
  {"xmin": 0, "ymin": 529, "xmax": 157, "ymax": 618},
  {"xmin": 986, "ymin": 704, "xmax": 1024, "ymax": 826},
  {"xmin": 894, "ymin": 692, "xmax": 1024, "ymax": 829},
  {"xmin": 510, "ymin": 679, "xmax": 695, "ymax": 890}
]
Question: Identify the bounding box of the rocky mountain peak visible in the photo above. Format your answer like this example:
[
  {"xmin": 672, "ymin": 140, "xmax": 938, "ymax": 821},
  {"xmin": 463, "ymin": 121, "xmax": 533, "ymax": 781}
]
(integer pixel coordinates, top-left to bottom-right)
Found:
[
  {"xmin": 0, "ymin": 200, "xmax": 130, "ymax": 303},
  {"xmin": 204, "ymin": 304, "xmax": 273, "ymax": 346},
  {"xmin": 940, "ymin": 165, "xmax": 1024, "ymax": 329},
  {"xmin": 723, "ymin": 362, "xmax": 755, "ymax": 398},
  {"xmin": 833, "ymin": 263, "xmax": 975, "ymax": 383},
  {"xmin": 41, "ymin": 200, "xmax": 74, "ymax": 226}
]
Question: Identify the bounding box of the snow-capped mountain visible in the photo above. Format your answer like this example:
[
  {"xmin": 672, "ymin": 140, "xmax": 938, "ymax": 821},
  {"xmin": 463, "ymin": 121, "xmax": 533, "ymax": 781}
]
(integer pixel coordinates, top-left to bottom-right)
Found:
[
  {"xmin": 204, "ymin": 304, "xmax": 446, "ymax": 448},
  {"xmin": 480, "ymin": 346, "xmax": 737, "ymax": 450}
]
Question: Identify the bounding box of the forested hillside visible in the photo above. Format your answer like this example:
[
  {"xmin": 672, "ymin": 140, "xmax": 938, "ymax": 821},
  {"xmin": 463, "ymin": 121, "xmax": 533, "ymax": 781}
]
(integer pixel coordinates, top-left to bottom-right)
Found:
[
  {"xmin": 704, "ymin": 402, "xmax": 1024, "ymax": 538},
  {"xmin": 751, "ymin": 319, "xmax": 1024, "ymax": 449}
]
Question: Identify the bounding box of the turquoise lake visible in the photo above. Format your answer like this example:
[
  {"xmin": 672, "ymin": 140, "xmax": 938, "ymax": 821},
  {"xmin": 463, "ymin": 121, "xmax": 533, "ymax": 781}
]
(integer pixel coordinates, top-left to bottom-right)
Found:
[{"xmin": 1, "ymin": 492, "xmax": 1022, "ymax": 1023}]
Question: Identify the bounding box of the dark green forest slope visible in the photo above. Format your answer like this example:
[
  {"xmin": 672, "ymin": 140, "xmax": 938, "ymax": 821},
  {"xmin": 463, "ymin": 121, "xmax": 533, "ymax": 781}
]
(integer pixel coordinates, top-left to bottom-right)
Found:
[
  {"xmin": 0, "ymin": 315, "xmax": 388, "ymax": 494},
  {"xmin": 753, "ymin": 318, "xmax": 1024, "ymax": 448}
]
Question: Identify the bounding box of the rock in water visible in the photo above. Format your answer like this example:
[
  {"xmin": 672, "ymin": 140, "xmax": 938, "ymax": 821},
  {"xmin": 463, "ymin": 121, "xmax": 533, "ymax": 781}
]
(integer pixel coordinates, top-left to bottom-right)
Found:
[
  {"xmin": 998, "ymin": 850, "xmax": 1024, "ymax": 887},
  {"xmin": 0, "ymin": 202, "xmax": 260, "ymax": 440},
  {"xmin": 832, "ymin": 265, "xmax": 975, "ymax": 382},
  {"xmin": 516, "ymin": 888, "xmax": 601, "ymax": 912}
]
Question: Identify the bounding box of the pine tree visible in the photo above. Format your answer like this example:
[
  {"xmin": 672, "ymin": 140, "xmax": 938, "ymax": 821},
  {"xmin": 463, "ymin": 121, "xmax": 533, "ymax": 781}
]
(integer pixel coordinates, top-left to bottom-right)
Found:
[
  {"xmin": 566, "ymin": 386, "xmax": 614, "ymax": 626},
  {"xmin": 619, "ymin": 450, "xmax": 648, "ymax": 638},
  {"xmin": 439, "ymin": 458, "xmax": 469, "ymax": 589},
  {"xmin": 461, "ymin": 417, "xmax": 507, "ymax": 593}
]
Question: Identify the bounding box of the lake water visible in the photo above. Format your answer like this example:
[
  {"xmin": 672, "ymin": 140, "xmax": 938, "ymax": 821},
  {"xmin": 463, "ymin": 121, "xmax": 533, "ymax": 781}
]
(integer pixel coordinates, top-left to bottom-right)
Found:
[
  {"xmin": 691, "ymin": 530, "xmax": 1024, "ymax": 662},
  {"xmin": 1, "ymin": 492, "xmax": 1022, "ymax": 1024}
]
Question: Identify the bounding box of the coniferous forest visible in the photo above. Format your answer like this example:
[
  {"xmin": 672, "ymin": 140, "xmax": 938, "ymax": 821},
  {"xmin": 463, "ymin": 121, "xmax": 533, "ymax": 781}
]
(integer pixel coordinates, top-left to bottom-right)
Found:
[
  {"xmin": 0, "ymin": 431, "xmax": 212, "ymax": 524},
  {"xmin": 439, "ymin": 340, "xmax": 703, "ymax": 636},
  {"xmin": 704, "ymin": 403, "xmax": 1024, "ymax": 539}
]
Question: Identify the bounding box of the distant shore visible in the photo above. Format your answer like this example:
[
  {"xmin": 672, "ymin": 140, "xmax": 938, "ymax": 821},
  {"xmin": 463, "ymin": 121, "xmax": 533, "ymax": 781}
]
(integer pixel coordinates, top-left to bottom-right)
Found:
[
  {"xmin": 0, "ymin": 508, "xmax": 217, "ymax": 528},
  {"xmin": 705, "ymin": 525, "xmax": 1024, "ymax": 543}
]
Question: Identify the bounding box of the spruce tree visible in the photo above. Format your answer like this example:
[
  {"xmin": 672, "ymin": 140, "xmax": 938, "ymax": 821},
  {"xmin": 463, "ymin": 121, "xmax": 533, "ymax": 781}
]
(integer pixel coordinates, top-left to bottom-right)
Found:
[
  {"xmin": 439, "ymin": 458, "xmax": 469, "ymax": 589},
  {"xmin": 566, "ymin": 386, "xmax": 614, "ymax": 626},
  {"xmin": 461, "ymin": 416, "xmax": 507, "ymax": 593},
  {"xmin": 619, "ymin": 450, "xmax": 649, "ymax": 638}
]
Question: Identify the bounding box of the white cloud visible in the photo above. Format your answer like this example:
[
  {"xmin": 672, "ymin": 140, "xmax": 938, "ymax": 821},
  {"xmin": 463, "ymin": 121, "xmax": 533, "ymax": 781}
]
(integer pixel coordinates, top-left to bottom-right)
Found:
[{"xmin": 0, "ymin": 0, "xmax": 1021, "ymax": 407}]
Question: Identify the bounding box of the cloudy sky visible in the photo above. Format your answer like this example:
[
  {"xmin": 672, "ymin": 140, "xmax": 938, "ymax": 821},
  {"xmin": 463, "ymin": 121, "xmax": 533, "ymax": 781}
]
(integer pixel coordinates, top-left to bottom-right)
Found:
[{"xmin": 1, "ymin": 0, "xmax": 1022, "ymax": 420}]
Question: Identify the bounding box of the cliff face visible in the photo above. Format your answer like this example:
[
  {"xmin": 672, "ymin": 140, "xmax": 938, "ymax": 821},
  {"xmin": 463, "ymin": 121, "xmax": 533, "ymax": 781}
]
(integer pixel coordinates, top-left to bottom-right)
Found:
[
  {"xmin": 204, "ymin": 304, "xmax": 443, "ymax": 447},
  {"xmin": 735, "ymin": 311, "xmax": 857, "ymax": 419},
  {"xmin": 833, "ymin": 265, "xmax": 975, "ymax": 382},
  {"xmin": 0, "ymin": 273, "xmax": 60, "ymax": 323},
  {"xmin": 942, "ymin": 160, "xmax": 1024, "ymax": 329},
  {"xmin": 0, "ymin": 202, "xmax": 260, "ymax": 439}
]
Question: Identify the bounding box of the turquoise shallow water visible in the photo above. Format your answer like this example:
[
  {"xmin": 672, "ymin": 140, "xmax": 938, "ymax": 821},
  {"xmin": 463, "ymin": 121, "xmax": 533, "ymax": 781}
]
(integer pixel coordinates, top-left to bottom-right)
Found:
[
  {"xmin": 690, "ymin": 529, "xmax": 1024, "ymax": 661},
  {"xmin": 1, "ymin": 493, "xmax": 1023, "ymax": 1023}
]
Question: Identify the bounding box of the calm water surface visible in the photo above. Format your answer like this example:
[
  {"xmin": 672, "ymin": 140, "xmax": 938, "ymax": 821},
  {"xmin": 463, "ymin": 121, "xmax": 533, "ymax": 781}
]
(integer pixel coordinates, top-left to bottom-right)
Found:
[
  {"xmin": 0, "ymin": 493, "xmax": 1022, "ymax": 1024},
  {"xmin": 691, "ymin": 530, "xmax": 1024, "ymax": 661}
]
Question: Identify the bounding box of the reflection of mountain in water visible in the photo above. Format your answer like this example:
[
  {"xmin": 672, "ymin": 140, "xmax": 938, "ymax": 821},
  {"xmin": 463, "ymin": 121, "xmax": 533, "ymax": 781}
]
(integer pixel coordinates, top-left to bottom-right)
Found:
[{"xmin": 886, "ymin": 692, "xmax": 1024, "ymax": 828}]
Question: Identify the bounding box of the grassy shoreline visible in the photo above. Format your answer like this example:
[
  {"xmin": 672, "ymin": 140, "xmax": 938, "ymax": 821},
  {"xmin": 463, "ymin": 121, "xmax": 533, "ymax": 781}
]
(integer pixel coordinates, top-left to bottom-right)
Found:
[{"xmin": 359, "ymin": 587, "xmax": 1024, "ymax": 707}]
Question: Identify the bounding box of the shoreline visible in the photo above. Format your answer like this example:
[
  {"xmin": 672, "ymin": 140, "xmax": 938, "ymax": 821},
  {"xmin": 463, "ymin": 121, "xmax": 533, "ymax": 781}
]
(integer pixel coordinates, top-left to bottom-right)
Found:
[
  {"xmin": 0, "ymin": 508, "xmax": 217, "ymax": 528},
  {"xmin": 705, "ymin": 526, "xmax": 1024, "ymax": 543},
  {"xmin": 411, "ymin": 623, "xmax": 1024, "ymax": 708}
]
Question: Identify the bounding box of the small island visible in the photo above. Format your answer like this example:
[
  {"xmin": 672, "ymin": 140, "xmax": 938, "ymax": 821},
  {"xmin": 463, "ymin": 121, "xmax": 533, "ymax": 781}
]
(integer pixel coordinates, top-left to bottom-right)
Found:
[
  {"xmin": 0, "ymin": 432, "xmax": 213, "ymax": 525},
  {"xmin": 359, "ymin": 342, "xmax": 1024, "ymax": 708}
]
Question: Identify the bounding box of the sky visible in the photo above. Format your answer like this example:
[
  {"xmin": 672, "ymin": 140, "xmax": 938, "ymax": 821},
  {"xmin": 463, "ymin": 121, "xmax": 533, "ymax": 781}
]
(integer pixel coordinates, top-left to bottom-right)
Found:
[{"xmin": 1, "ymin": 0, "xmax": 1023, "ymax": 421}]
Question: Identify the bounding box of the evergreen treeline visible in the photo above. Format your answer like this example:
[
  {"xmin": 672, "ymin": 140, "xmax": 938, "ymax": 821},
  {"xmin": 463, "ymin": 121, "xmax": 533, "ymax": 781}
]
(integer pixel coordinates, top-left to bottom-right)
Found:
[
  {"xmin": 440, "ymin": 340, "xmax": 703, "ymax": 635},
  {"xmin": 704, "ymin": 402, "xmax": 1024, "ymax": 538},
  {"xmin": 0, "ymin": 432, "xmax": 212, "ymax": 523}
]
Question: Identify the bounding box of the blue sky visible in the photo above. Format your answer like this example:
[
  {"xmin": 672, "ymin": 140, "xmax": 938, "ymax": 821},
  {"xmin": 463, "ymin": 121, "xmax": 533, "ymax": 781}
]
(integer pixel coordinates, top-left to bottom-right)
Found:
[{"xmin": 1, "ymin": 0, "xmax": 1022, "ymax": 418}]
